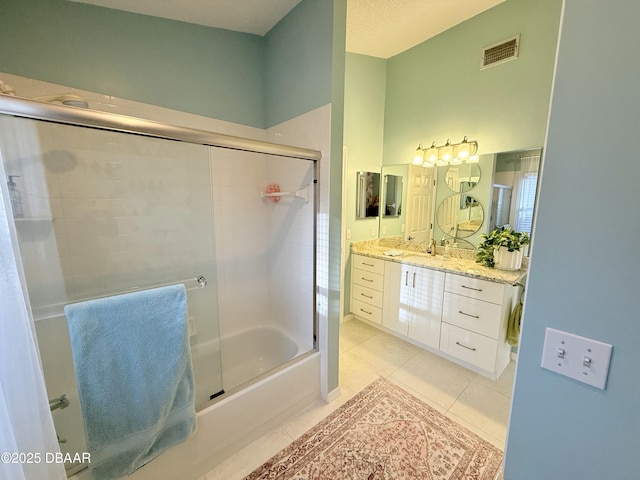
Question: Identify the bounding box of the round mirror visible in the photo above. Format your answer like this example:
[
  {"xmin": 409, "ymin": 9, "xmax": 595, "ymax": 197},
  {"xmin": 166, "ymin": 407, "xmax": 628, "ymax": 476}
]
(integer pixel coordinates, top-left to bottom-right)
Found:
[
  {"xmin": 443, "ymin": 164, "xmax": 481, "ymax": 193},
  {"xmin": 436, "ymin": 194, "xmax": 484, "ymax": 238}
]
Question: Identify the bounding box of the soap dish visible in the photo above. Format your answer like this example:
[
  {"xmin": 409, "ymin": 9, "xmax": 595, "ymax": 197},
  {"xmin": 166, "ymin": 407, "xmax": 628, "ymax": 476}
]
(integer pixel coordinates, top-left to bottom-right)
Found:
[{"xmin": 383, "ymin": 250, "xmax": 404, "ymax": 257}]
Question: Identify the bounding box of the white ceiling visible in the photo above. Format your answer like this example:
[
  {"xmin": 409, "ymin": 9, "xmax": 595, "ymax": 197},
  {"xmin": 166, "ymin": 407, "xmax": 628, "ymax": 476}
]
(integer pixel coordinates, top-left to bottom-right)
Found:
[{"xmin": 67, "ymin": 0, "xmax": 505, "ymax": 58}]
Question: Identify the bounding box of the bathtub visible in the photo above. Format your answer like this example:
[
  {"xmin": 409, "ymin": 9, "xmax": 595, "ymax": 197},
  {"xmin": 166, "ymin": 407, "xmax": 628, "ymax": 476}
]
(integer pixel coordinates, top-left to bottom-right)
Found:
[
  {"xmin": 73, "ymin": 328, "xmax": 320, "ymax": 480},
  {"xmin": 220, "ymin": 326, "xmax": 301, "ymax": 392}
]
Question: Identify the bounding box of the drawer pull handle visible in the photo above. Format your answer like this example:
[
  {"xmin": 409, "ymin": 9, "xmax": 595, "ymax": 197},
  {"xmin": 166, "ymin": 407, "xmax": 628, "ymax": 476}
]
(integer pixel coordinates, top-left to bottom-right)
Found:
[
  {"xmin": 461, "ymin": 285, "xmax": 483, "ymax": 292},
  {"xmin": 360, "ymin": 293, "xmax": 373, "ymax": 299},
  {"xmin": 361, "ymin": 277, "xmax": 374, "ymax": 282},
  {"xmin": 360, "ymin": 308, "xmax": 372, "ymax": 315},
  {"xmin": 458, "ymin": 310, "xmax": 480, "ymax": 319},
  {"xmin": 412, "ymin": 272, "xmax": 417, "ymax": 288},
  {"xmin": 362, "ymin": 262, "xmax": 374, "ymax": 267},
  {"xmin": 455, "ymin": 341, "xmax": 477, "ymax": 351},
  {"xmin": 405, "ymin": 271, "xmax": 409, "ymax": 286}
]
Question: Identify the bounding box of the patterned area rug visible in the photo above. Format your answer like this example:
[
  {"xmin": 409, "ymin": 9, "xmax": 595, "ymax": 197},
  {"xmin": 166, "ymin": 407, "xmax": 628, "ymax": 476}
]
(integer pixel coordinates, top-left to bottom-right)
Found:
[{"xmin": 244, "ymin": 377, "xmax": 502, "ymax": 480}]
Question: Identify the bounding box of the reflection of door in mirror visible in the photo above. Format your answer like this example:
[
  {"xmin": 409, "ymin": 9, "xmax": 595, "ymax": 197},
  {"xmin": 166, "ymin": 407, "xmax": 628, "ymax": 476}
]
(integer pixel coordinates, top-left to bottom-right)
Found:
[{"xmin": 406, "ymin": 165, "xmax": 435, "ymax": 242}]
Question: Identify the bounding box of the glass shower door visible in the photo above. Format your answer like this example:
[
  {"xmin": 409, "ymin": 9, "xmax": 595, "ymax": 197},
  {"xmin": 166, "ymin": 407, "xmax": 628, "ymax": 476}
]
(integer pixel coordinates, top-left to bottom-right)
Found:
[{"xmin": 0, "ymin": 115, "xmax": 223, "ymax": 474}]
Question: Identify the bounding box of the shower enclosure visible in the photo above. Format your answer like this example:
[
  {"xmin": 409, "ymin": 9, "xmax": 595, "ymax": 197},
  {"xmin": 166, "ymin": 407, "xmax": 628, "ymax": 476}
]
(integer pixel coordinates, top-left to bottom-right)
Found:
[{"xmin": 0, "ymin": 96, "xmax": 318, "ymax": 476}]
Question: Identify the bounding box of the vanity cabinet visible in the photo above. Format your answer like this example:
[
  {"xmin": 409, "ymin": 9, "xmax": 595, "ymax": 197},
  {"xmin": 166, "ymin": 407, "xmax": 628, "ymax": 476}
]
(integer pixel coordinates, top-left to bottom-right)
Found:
[
  {"xmin": 349, "ymin": 253, "xmax": 517, "ymax": 378},
  {"xmin": 350, "ymin": 255, "xmax": 385, "ymax": 325},
  {"xmin": 382, "ymin": 262, "xmax": 444, "ymax": 349},
  {"xmin": 439, "ymin": 273, "xmax": 513, "ymax": 375}
]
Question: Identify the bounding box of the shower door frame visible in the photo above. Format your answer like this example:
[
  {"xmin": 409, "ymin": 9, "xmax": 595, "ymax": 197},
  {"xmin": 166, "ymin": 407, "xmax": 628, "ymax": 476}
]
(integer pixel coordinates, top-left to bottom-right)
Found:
[{"xmin": 0, "ymin": 92, "xmax": 321, "ymax": 374}]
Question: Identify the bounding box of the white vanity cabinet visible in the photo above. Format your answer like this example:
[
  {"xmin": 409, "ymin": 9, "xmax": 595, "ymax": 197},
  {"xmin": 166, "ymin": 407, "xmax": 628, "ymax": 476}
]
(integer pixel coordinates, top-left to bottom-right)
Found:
[
  {"xmin": 382, "ymin": 262, "xmax": 445, "ymax": 350},
  {"xmin": 349, "ymin": 252, "xmax": 518, "ymax": 378},
  {"xmin": 350, "ymin": 255, "xmax": 385, "ymax": 325},
  {"xmin": 439, "ymin": 273, "xmax": 513, "ymax": 376}
]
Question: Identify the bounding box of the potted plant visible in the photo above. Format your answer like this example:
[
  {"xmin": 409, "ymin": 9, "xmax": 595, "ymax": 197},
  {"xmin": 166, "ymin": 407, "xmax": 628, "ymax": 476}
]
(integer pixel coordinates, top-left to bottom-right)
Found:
[{"xmin": 475, "ymin": 227, "xmax": 530, "ymax": 270}]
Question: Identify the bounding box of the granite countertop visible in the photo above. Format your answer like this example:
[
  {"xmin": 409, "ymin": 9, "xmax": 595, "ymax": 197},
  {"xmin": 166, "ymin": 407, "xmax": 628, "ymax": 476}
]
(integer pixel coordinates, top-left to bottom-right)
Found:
[{"xmin": 351, "ymin": 239, "xmax": 526, "ymax": 285}]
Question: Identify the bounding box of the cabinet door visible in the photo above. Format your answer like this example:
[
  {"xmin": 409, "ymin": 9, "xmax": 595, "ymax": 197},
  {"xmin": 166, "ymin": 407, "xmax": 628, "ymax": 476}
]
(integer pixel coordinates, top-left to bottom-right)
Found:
[
  {"xmin": 382, "ymin": 261, "xmax": 409, "ymax": 335},
  {"xmin": 407, "ymin": 267, "xmax": 445, "ymax": 349}
]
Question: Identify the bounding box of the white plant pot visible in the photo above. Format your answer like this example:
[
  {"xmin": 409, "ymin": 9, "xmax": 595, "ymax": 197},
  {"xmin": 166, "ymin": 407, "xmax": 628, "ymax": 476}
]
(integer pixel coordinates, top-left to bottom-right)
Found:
[{"xmin": 494, "ymin": 246, "xmax": 523, "ymax": 271}]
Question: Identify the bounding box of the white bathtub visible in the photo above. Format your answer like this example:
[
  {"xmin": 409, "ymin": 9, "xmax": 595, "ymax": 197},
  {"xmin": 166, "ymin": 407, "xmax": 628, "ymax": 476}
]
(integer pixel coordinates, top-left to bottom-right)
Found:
[
  {"xmin": 221, "ymin": 326, "xmax": 300, "ymax": 392},
  {"xmin": 71, "ymin": 328, "xmax": 320, "ymax": 480}
]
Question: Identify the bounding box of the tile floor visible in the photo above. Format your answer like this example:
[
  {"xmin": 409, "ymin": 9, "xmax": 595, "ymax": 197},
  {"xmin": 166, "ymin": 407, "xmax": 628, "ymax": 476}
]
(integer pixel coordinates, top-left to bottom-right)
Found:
[{"xmin": 201, "ymin": 318, "xmax": 514, "ymax": 479}]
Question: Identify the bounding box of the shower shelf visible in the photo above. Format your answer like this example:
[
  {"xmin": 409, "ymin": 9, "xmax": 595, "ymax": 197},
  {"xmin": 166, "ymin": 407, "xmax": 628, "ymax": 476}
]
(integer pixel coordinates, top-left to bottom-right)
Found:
[{"xmin": 261, "ymin": 184, "xmax": 310, "ymax": 203}]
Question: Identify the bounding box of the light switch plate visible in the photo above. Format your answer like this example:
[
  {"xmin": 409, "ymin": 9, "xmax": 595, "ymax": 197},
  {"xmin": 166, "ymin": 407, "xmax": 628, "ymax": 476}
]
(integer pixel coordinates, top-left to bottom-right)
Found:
[{"xmin": 541, "ymin": 328, "xmax": 613, "ymax": 389}]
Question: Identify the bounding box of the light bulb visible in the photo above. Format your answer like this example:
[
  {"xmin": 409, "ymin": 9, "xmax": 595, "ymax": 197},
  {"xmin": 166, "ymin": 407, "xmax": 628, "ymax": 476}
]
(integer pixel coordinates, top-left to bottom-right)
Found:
[
  {"xmin": 412, "ymin": 146, "xmax": 425, "ymax": 165},
  {"xmin": 440, "ymin": 140, "xmax": 453, "ymax": 162},
  {"xmin": 457, "ymin": 136, "xmax": 471, "ymax": 159}
]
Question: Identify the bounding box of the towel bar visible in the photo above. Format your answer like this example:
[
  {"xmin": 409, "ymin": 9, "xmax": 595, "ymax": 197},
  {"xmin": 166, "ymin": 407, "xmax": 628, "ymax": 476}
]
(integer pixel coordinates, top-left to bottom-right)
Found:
[{"xmin": 33, "ymin": 275, "xmax": 209, "ymax": 322}]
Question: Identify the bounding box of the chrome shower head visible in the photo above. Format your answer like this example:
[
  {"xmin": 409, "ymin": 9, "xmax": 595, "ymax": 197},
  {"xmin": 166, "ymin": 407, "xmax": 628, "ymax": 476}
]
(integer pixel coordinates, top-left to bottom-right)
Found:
[{"xmin": 35, "ymin": 93, "xmax": 89, "ymax": 108}]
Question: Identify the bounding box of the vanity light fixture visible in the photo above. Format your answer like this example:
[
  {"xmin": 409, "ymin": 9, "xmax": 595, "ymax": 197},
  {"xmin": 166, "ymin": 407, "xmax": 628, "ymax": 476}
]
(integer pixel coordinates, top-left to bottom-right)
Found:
[{"xmin": 413, "ymin": 136, "xmax": 479, "ymax": 168}]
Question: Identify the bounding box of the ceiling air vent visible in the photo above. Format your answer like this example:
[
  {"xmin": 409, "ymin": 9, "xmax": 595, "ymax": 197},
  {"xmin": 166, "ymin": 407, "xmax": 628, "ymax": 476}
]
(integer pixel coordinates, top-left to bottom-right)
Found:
[{"xmin": 481, "ymin": 35, "xmax": 520, "ymax": 69}]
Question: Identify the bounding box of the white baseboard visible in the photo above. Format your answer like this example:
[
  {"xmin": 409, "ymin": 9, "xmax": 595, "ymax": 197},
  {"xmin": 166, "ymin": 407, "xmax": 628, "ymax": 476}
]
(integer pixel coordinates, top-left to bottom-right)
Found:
[
  {"xmin": 341, "ymin": 313, "xmax": 355, "ymax": 323},
  {"xmin": 324, "ymin": 385, "xmax": 341, "ymax": 403}
]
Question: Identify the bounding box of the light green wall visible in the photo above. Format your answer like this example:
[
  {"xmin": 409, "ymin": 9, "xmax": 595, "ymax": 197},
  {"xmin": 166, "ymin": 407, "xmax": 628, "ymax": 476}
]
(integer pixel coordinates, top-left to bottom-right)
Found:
[
  {"xmin": 504, "ymin": 1, "xmax": 640, "ymax": 478},
  {"xmin": 343, "ymin": 52, "xmax": 387, "ymax": 315},
  {"xmin": 343, "ymin": 52, "xmax": 387, "ymax": 242},
  {"xmin": 264, "ymin": 0, "xmax": 336, "ymax": 128},
  {"xmin": 0, "ymin": 0, "xmax": 266, "ymax": 128},
  {"xmin": 383, "ymin": 0, "xmax": 562, "ymax": 164},
  {"xmin": 328, "ymin": 0, "xmax": 347, "ymax": 394}
]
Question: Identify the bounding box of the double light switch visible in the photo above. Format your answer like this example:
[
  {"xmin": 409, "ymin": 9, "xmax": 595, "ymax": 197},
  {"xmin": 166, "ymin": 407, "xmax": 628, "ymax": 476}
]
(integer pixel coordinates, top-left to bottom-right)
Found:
[{"xmin": 541, "ymin": 328, "xmax": 613, "ymax": 390}]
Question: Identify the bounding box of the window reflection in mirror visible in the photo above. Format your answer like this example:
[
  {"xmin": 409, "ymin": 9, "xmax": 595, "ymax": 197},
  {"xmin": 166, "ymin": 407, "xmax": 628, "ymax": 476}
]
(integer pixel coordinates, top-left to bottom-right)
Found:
[
  {"xmin": 356, "ymin": 171, "xmax": 381, "ymax": 219},
  {"xmin": 490, "ymin": 148, "xmax": 542, "ymax": 235}
]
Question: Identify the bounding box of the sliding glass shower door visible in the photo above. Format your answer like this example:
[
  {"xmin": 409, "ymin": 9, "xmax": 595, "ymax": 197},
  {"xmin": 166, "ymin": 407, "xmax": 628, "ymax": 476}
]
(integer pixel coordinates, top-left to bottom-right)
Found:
[{"xmin": 0, "ymin": 115, "xmax": 223, "ymax": 474}]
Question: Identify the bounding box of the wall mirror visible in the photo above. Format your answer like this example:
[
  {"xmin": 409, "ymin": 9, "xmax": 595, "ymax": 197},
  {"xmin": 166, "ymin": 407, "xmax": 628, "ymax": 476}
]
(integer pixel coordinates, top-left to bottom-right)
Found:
[
  {"xmin": 356, "ymin": 170, "xmax": 380, "ymax": 218},
  {"xmin": 489, "ymin": 147, "xmax": 542, "ymax": 235},
  {"xmin": 379, "ymin": 164, "xmax": 408, "ymax": 237},
  {"xmin": 436, "ymin": 193, "xmax": 484, "ymax": 238},
  {"xmin": 377, "ymin": 146, "xmax": 542, "ymax": 249},
  {"xmin": 444, "ymin": 163, "xmax": 481, "ymax": 193},
  {"xmin": 383, "ymin": 174, "xmax": 403, "ymax": 217}
]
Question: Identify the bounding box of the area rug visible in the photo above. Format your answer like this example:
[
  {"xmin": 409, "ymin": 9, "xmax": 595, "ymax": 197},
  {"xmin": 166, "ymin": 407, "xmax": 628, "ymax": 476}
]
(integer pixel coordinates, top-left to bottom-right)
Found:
[{"xmin": 243, "ymin": 377, "xmax": 502, "ymax": 480}]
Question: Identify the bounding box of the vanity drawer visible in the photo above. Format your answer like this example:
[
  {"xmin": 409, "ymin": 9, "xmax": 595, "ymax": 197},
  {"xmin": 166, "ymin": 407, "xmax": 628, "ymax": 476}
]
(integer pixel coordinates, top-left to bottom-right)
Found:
[
  {"xmin": 352, "ymin": 268, "xmax": 384, "ymax": 291},
  {"xmin": 445, "ymin": 273, "xmax": 505, "ymax": 305},
  {"xmin": 440, "ymin": 323, "xmax": 498, "ymax": 372},
  {"xmin": 352, "ymin": 283, "xmax": 384, "ymax": 309},
  {"xmin": 442, "ymin": 292, "xmax": 503, "ymax": 339},
  {"xmin": 351, "ymin": 298, "xmax": 382, "ymax": 324},
  {"xmin": 352, "ymin": 255, "xmax": 385, "ymax": 275}
]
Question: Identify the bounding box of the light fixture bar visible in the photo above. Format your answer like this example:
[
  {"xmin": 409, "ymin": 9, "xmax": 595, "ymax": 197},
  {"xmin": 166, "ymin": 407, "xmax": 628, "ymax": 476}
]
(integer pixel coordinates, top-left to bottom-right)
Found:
[{"xmin": 412, "ymin": 137, "xmax": 479, "ymax": 168}]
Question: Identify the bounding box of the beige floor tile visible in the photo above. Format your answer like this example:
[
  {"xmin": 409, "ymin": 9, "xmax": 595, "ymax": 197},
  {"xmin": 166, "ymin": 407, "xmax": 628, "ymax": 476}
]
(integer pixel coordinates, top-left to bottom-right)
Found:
[
  {"xmin": 338, "ymin": 349, "xmax": 384, "ymax": 397},
  {"xmin": 391, "ymin": 349, "xmax": 477, "ymax": 410},
  {"xmin": 348, "ymin": 330, "xmax": 422, "ymax": 375},
  {"xmin": 447, "ymin": 379, "xmax": 511, "ymax": 443},
  {"xmin": 339, "ymin": 318, "xmax": 380, "ymax": 352},
  {"xmin": 473, "ymin": 360, "xmax": 516, "ymax": 398},
  {"xmin": 202, "ymin": 425, "xmax": 293, "ymax": 480}
]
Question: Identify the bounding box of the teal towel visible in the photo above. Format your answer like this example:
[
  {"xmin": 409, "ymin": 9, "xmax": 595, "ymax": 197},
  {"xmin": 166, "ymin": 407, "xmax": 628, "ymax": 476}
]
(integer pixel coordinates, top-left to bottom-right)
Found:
[{"xmin": 64, "ymin": 285, "xmax": 195, "ymax": 480}]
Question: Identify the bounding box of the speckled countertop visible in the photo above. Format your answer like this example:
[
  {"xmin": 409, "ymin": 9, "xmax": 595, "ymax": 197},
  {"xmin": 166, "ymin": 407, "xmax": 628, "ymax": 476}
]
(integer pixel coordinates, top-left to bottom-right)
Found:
[{"xmin": 351, "ymin": 238, "xmax": 527, "ymax": 285}]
